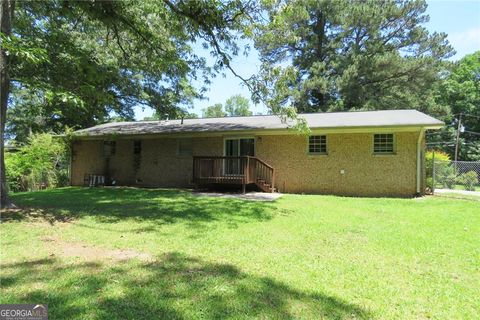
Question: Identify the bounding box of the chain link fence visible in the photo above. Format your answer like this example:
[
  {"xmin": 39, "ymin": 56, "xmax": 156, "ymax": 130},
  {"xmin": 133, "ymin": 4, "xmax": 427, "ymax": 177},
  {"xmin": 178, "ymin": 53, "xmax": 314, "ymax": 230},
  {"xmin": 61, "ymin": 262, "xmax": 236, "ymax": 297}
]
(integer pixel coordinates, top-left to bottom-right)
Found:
[{"xmin": 430, "ymin": 160, "xmax": 480, "ymax": 194}]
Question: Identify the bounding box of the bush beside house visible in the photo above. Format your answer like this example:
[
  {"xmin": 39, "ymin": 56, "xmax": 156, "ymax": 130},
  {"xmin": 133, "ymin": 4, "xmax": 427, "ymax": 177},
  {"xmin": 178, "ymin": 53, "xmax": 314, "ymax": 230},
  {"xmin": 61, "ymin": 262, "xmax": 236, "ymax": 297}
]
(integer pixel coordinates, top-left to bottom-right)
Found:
[{"xmin": 5, "ymin": 133, "xmax": 69, "ymax": 192}]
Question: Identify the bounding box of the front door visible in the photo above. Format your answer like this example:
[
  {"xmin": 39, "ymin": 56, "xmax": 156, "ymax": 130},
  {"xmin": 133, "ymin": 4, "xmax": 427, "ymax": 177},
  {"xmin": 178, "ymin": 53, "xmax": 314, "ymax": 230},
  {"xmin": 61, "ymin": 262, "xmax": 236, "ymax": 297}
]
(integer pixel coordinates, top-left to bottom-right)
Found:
[{"xmin": 224, "ymin": 138, "xmax": 255, "ymax": 175}]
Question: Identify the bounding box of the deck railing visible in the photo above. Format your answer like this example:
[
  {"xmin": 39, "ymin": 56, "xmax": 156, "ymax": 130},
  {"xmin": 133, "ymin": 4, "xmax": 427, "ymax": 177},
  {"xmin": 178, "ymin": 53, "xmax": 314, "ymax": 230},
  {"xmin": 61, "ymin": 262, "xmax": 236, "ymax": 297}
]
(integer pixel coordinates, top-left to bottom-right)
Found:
[{"xmin": 193, "ymin": 156, "xmax": 275, "ymax": 192}]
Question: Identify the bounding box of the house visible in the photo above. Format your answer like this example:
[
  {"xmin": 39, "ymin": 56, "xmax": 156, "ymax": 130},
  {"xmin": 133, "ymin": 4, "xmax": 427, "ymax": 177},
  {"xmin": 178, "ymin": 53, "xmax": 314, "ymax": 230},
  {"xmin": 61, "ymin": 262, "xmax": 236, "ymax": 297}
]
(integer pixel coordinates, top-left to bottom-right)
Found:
[{"xmin": 70, "ymin": 110, "xmax": 443, "ymax": 197}]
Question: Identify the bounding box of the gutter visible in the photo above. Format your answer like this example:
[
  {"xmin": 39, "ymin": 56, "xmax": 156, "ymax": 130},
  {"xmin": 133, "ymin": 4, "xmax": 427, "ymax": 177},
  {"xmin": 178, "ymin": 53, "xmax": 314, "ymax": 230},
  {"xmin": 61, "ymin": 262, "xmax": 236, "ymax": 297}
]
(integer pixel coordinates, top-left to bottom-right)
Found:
[{"xmin": 416, "ymin": 128, "xmax": 426, "ymax": 195}]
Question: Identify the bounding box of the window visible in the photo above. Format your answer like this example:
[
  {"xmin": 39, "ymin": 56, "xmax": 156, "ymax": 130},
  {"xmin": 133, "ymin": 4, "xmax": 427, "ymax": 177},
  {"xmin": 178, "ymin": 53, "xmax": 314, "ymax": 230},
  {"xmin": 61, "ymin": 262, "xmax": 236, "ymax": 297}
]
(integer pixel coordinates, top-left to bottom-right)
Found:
[
  {"xmin": 224, "ymin": 138, "xmax": 255, "ymax": 156},
  {"xmin": 224, "ymin": 138, "xmax": 255, "ymax": 175},
  {"xmin": 177, "ymin": 139, "xmax": 192, "ymax": 156},
  {"xmin": 308, "ymin": 135, "xmax": 327, "ymax": 154},
  {"xmin": 103, "ymin": 141, "xmax": 116, "ymax": 157},
  {"xmin": 133, "ymin": 140, "xmax": 142, "ymax": 155},
  {"xmin": 373, "ymin": 134, "xmax": 394, "ymax": 154}
]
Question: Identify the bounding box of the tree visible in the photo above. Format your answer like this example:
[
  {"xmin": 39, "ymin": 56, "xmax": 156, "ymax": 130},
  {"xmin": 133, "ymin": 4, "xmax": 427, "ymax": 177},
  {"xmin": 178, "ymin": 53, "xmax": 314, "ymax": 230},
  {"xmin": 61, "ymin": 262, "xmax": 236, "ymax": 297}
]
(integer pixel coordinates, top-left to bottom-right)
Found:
[
  {"xmin": 1, "ymin": 0, "xmax": 14, "ymax": 207},
  {"xmin": 0, "ymin": 0, "xmax": 258, "ymax": 207},
  {"xmin": 431, "ymin": 51, "xmax": 480, "ymax": 160},
  {"xmin": 201, "ymin": 94, "xmax": 252, "ymax": 117},
  {"xmin": 254, "ymin": 0, "xmax": 454, "ymax": 115},
  {"xmin": 202, "ymin": 103, "xmax": 226, "ymax": 118},
  {"xmin": 144, "ymin": 110, "xmax": 198, "ymax": 120},
  {"xmin": 225, "ymin": 94, "xmax": 252, "ymax": 116}
]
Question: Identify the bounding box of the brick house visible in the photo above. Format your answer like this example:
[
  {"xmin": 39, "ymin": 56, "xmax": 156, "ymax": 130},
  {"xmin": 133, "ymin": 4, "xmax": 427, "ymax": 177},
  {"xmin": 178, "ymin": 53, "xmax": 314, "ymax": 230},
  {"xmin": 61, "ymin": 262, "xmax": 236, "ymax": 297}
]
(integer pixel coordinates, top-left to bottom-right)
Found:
[{"xmin": 70, "ymin": 110, "xmax": 443, "ymax": 197}]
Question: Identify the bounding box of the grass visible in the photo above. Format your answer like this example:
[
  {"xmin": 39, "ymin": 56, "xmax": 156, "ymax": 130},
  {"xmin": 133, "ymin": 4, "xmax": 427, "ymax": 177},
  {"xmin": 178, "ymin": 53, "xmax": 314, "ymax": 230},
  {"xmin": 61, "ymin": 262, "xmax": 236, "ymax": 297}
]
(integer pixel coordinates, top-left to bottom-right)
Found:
[
  {"xmin": 434, "ymin": 191, "xmax": 480, "ymax": 201},
  {"xmin": 1, "ymin": 187, "xmax": 479, "ymax": 319},
  {"xmin": 434, "ymin": 183, "xmax": 480, "ymax": 192}
]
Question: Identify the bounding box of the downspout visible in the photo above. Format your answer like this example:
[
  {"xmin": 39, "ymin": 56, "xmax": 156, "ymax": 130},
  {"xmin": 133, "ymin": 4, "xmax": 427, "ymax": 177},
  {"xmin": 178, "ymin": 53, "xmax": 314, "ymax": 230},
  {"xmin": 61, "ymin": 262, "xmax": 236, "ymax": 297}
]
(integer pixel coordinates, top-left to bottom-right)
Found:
[{"xmin": 416, "ymin": 128, "xmax": 425, "ymax": 196}]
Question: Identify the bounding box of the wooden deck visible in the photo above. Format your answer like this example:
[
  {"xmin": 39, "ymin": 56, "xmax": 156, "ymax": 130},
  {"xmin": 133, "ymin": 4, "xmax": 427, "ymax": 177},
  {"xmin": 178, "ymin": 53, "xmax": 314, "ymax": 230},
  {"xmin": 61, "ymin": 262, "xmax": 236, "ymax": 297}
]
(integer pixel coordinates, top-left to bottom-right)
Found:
[{"xmin": 193, "ymin": 156, "xmax": 275, "ymax": 193}]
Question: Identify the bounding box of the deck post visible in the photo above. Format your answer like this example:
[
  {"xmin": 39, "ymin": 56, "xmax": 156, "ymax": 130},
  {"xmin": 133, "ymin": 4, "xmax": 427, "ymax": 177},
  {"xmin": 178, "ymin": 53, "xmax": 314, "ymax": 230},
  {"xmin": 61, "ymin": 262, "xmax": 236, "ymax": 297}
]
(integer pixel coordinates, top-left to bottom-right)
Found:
[{"xmin": 271, "ymin": 168, "xmax": 275, "ymax": 193}]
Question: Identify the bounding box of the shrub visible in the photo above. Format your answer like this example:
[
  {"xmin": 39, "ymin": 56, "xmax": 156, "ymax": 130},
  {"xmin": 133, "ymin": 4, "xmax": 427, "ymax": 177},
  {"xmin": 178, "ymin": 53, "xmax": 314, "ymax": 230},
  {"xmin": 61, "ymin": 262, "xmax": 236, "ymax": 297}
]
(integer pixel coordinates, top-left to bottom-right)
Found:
[
  {"xmin": 5, "ymin": 133, "xmax": 69, "ymax": 192},
  {"xmin": 426, "ymin": 177, "xmax": 434, "ymax": 191},
  {"xmin": 457, "ymin": 171, "xmax": 479, "ymax": 191},
  {"xmin": 425, "ymin": 150, "xmax": 453, "ymax": 189},
  {"xmin": 443, "ymin": 173, "xmax": 457, "ymax": 189}
]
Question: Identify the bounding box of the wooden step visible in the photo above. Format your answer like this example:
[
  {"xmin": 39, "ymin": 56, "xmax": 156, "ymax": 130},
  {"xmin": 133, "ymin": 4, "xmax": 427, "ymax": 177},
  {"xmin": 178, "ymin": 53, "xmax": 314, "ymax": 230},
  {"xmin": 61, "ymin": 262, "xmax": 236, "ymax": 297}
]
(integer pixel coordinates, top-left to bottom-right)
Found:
[{"xmin": 255, "ymin": 181, "xmax": 275, "ymax": 193}]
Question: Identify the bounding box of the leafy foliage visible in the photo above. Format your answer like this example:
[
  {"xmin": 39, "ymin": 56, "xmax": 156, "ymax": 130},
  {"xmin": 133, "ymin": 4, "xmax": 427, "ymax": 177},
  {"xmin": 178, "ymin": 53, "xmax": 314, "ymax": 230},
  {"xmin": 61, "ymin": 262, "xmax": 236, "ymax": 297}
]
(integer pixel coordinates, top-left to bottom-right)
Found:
[
  {"xmin": 6, "ymin": 0, "xmax": 257, "ymax": 141},
  {"xmin": 1, "ymin": 0, "xmax": 258, "ymax": 206},
  {"xmin": 202, "ymin": 103, "xmax": 227, "ymax": 118},
  {"xmin": 143, "ymin": 110, "xmax": 198, "ymax": 121},
  {"xmin": 253, "ymin": 0, "xmax": 454, "ymax": 115},
  {"xmin": 456, "ymin": 171, "xmax": 479, "ymax": 191},
  {"xmin": 431, "ymin": 51, "xmax": 480, "ymax": 161},
  {"xmin": 5, "ymin": 133, "xmax": 69, "ymax": 192},
  {"xmin": 225, "ymin": 94, "xmax": 253, "ymax": 116},
  {"xmin": 202, "ymin": 94, "xmax": 252, "ymax": 117},
  {"xmin": 425, "ymin": 150, "xmax": 451, "ymax": 191}
]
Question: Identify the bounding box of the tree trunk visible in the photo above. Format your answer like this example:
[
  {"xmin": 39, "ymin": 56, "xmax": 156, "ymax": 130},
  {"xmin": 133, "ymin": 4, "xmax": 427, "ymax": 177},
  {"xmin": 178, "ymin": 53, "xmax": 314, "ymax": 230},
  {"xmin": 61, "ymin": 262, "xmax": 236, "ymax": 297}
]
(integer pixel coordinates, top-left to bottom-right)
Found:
[
  {"xmin": 0, "ymin": 0, "xmax": 14, "ymax": 208},
  {"xmin": 312, "ymin": 9, "xmax": 326, "ymax": 111}
]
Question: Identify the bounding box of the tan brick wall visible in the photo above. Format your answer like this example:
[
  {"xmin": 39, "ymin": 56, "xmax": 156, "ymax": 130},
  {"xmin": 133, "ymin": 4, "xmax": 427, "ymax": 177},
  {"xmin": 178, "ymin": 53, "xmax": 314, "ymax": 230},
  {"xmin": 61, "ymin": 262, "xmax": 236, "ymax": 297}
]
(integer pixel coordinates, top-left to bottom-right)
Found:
[
  {"xmin": 70, "ymin": 140, "xmax": 106, "ymax": 185},
  {"xmin": 71, "ymin": 131, "xmax": 421, "ymax": 196},
  {"xmin": 71, "ymin": 137, "xmax": 223, "ymax": 187},
  {"xmin": 256, "ymin": 132, "xmax": 419, "ymax": 197},
  {"xmin": 135, "ymin": 137, "xmax": 223, "ymax": 187},
  {"xmin": 108, "ymin": 139, "xmax": 135, "ymax": 185}
]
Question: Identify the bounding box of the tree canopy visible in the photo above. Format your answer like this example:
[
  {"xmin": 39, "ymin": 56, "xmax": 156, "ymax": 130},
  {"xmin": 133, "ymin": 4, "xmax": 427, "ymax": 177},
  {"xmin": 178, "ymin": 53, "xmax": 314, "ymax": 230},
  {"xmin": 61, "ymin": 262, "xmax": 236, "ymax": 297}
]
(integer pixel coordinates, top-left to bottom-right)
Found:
[
  {"xmin": 5, "ymin": 0, "xmax": 256, "ymax": 141},
  {"xmin": 430, "ymin": 51, "xmax": 480, "ymax": 160},
  {"xmin": 225, "ymin": 94, "xmax": 252, "ymax": 116},
  {"xmin": 202, "ymin": 94, "xmax": 252, "ymax": 117},
  {"xmin": 202, "ymin": 103, "xmax": 227, "ymax": 118},
  {"xmin": 1, "ymin": 0, "xmax": 257, "ymax": 206},
  {"xmin": 253, "ymin": 0, "xmax": 454, "ymax": 116}
]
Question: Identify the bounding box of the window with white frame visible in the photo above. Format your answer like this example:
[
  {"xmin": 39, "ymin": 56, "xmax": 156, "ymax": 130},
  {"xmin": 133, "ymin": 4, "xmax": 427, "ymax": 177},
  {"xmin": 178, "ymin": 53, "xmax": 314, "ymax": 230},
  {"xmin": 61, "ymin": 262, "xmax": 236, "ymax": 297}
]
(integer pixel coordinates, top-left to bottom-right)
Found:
[
  {"xmin": 177, "ymin": 139, "xmax": 192, "ymax": 156},
  {"xmin": 308, "ymin": 135, "xmax": 327, "ymax": 154},
  {"xmin": 373, "ymin": 134, "xmax": 394, "ymax": 154}
]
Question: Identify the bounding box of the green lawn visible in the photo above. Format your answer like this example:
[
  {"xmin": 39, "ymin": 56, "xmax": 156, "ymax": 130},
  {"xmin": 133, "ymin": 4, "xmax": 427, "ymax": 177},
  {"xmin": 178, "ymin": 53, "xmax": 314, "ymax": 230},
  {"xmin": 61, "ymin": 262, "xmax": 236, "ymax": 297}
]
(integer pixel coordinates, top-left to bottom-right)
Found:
[
  {"xmin": 434, "ymin": 183, "xmax": 480, "ymax": 192},
  {"xmin": 1, "ymin": 188, "xmax": 479, "ymax": 319}
]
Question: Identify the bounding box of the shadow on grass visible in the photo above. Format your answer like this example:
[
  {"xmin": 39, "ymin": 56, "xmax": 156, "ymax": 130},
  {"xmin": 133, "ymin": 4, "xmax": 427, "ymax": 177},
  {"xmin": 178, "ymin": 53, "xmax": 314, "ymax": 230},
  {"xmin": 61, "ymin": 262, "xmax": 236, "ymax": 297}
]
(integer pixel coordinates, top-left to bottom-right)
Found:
[
  {"xmin": 0, "ymin": 253, "xmax": 371, "ymax": 319},
  {"xmin": 3, "ymin": 187, "xmax": 277, "ymax": 230}
]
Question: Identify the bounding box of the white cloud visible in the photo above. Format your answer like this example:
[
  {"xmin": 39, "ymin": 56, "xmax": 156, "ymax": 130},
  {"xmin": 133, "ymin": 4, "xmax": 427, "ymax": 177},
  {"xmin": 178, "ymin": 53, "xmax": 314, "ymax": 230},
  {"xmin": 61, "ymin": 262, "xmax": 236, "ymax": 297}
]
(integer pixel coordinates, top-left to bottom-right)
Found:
[{"xmin": 447, "ymin": 27, "xmax": 480, "ymax": 60}]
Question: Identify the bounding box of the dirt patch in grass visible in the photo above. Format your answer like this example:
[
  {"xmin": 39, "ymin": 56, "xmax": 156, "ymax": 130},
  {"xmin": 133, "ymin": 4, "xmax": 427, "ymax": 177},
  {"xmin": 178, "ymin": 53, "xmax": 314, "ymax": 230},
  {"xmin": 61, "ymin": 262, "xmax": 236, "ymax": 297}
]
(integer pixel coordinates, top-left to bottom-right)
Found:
[{"xmin": 40, "ymin": 235, "xmax": 153, "ymax": 262}]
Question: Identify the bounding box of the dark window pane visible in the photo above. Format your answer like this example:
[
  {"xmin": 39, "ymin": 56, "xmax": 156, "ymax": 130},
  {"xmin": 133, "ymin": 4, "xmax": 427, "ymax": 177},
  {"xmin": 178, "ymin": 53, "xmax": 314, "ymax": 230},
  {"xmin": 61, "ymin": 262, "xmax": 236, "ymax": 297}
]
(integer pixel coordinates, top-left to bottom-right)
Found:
[
  {"xmin": 225, "ymin": 139, "xmax": 239, "ymax": 156},
  {"xmin": 240, "ymin": 138, "xmax": 255, "ymax": 156},
  {"xmin": 308, "ymin": 135, "xmax": 327, "ymax": 154}
]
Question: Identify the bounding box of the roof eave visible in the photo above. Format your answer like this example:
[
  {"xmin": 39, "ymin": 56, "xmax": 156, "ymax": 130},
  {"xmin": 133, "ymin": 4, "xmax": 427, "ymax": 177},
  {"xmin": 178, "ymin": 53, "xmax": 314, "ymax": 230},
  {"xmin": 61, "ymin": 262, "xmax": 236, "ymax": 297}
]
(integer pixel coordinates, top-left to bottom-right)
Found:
[{"xmin": 71, "ymin": 123, "xmax": 444, "ymax": 140}]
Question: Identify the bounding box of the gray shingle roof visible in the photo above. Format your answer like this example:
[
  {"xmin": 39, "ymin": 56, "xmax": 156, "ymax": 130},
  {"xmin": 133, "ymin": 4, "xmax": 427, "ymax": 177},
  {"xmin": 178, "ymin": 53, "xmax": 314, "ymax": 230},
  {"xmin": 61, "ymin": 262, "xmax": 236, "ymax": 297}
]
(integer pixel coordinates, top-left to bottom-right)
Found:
[{"xmin": 73, "ymin": 109, "xmax": 443, "ymax": 137}]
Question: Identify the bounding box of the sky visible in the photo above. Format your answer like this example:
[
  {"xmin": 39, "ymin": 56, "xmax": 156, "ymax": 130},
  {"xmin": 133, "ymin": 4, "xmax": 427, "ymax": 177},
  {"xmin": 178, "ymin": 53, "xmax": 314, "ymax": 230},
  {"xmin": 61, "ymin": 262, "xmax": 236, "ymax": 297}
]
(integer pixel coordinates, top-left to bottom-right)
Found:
[{"xmin": 134, "ymin": 0, "xmax": 480, "ymax": 120}]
